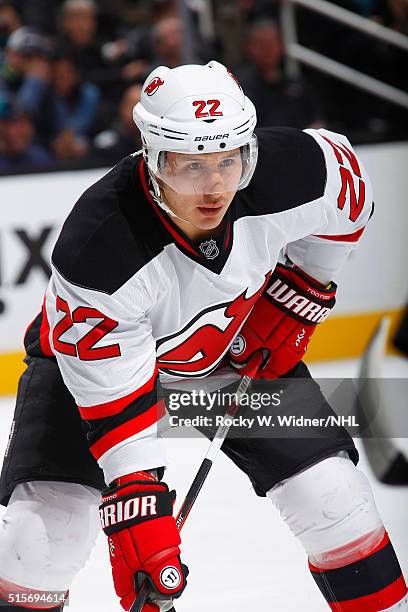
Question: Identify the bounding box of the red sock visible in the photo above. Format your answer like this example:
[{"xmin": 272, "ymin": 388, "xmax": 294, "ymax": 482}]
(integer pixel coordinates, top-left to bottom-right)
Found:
[{"xmin": 309, "ymin": 532, "xmax": 407, "ymax": 611}]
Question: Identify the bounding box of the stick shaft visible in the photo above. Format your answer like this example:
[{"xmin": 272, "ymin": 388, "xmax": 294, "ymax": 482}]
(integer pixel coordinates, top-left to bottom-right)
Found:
[
  {"xmin": 130, "ymin": 370, "xmax": 257, "ymax": 612},
  {"xmin": 175, "ymin": 372, "xmax": 253, "ymax": 529}
]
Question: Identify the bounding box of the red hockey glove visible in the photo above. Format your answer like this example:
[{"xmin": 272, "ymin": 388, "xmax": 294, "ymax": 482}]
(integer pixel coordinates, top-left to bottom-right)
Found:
[
  {"xmin": 99, "ymin": 471, "xmax": 188, "ymax": 611},
  {"xmin": 230, "ymin": 263, "xmax": 337, "ymax": 379}
]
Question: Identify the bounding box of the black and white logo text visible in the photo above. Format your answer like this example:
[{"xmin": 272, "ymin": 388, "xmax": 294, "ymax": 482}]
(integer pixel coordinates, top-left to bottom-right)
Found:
[
  {"xmin": 100, "ymin": 495, "xmax": 158, "ymax": 529},
  {"xmin": 194, "ymin": 134, "xmax": 229, "ymax": 141}
]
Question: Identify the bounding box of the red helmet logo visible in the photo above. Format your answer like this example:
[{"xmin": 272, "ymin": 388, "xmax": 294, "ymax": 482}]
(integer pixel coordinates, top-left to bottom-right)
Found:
[
  {"xmin": 227, "ymin": 68, "xmax": 242, "ymax": 90},
  {"xmin": 144, "ymin": 77, "xmax": 165, "ymax": 96}
]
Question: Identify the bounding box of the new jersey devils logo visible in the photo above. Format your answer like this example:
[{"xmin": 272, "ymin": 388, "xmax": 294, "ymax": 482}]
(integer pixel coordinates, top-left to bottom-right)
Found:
[
  {"xmin": 144, "ymin": 77, "xmax": 164, "ymax": 96},
  {"xmin": 156, "ymin": 273, "xmax": 271, "ymax": 378}
]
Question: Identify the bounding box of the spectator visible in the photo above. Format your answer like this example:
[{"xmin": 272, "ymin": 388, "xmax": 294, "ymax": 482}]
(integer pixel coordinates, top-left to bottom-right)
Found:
[
  {"xmin": 59, "ymin": 0, "xmax": 97, "ymax": 50},
  {"xmin": 58, "ymin": 0, "xmax": 122, "ymax": 93},
  {"xmin": 0, "ymin": 26, "xmax": 54, "ymax": 143},
  {"xmin": 92, "ymin": 83, "xmax": 142, "ymax": 164},
  {"xmin": 0, "ymin": 97, "xmax": 52, "ymax": 171},
  {"xmin": 101, "ymin": 28, "xmax": 153, "ymax": 66},
  {"xmin": 237, "ymin": 19, "xmax": 324, "ymax": 129},
  {"xmin": 0, "ymin": 1, "xmax": 22, "ymax": 52},
  {"xmin": 120, "ymin": 16, "xmax": 184, "ymax": 84},
  {"xmin": 99, "ymin": 0, "xmax": 179, "ymax": 69},
  {"xmin": 153, "ymin": 16, "xmax": 183, "ymax": 68},
  {"xmin": 101, "ymin": 26, "xmax": 153, "ymax": 85},
  {"xmin": 50, "ymin": 48, "xmax": 100, "ymax": 160}
]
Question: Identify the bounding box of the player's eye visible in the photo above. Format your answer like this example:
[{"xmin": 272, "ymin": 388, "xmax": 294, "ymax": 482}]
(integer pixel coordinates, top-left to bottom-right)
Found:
[
  {"xmin": 187, "ymin": 162, "xmax": 203, "ymax": 171},
  {"xmin": 219, "ymin": 158, "xmax": 235, "ymax": 169}
]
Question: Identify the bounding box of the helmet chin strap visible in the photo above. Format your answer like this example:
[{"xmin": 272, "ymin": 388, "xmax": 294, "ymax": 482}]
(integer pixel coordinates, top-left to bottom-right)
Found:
[{"xmin": 147, "ymin": 167, "xmax": 196, "ymax": 227}]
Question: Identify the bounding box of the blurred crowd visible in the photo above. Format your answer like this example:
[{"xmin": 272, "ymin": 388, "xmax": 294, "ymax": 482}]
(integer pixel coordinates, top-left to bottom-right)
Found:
[{"xmin": 0, "ymin": 0, "xmax": 406, "ymax": 174}]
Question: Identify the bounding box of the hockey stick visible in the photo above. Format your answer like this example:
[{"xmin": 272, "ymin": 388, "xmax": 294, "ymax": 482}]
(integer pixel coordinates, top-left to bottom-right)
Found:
[{"xmin": 130, "ymin": 353, "xmax": 265, "ymax": 612}]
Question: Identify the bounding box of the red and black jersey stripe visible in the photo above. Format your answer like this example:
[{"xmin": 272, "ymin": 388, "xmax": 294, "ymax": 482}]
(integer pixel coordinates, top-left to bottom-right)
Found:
[
  {"xmin": 309, "ymin": 532, "xmax": 407, "ymax": 610},
  {"xmin": 79, "ymin": 366, "xmax": 165, "ymax": 460}
]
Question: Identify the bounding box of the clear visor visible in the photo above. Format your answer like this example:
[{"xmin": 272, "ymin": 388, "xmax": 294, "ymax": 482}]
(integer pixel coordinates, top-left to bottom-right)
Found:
[{"xmin": 154, "ymin": 137, "xmax": 258, "ymax": 195}]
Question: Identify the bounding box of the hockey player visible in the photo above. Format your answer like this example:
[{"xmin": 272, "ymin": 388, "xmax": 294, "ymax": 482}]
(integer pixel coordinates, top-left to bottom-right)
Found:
[{"xmin": 0, "ymin": 61, "xmax": 407, "ymax": 611}]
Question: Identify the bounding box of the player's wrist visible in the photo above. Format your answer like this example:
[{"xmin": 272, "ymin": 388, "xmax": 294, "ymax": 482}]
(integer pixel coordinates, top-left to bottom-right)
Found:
[
  {"xmin": 115, "ymin": 470, "xmax": 159, "ymax": 486},
  {"xmin": 100, "ymin": 480, "xmax": 174, "ymax": 535},
  {"xmin": 274, "ymin": 262, "xmax": 337, "ymax": 300}
]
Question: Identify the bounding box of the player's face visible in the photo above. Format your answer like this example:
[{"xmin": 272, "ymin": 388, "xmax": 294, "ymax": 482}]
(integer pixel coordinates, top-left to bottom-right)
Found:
[{"xmin": 159, "ymin": 149, "xmax": 242, "ymax": 233}]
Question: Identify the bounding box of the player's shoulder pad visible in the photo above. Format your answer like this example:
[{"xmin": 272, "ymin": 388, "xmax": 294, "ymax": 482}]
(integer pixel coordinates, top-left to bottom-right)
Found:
[
  {"xmin": 52, "ymin": 153, "xmax": 168, "ymax": 295},
  {"xmin": 236, "ymin": 127, "xmax": 327, "ymax": 216}
]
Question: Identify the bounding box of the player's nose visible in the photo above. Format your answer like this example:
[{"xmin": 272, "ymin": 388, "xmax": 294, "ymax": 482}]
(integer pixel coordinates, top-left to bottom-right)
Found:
[{"xmin": 205, "ymin": 168, "xmax": 224, "ymax": 193}]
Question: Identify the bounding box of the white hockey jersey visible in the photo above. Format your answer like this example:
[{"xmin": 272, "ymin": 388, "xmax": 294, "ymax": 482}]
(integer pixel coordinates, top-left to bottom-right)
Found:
[{"xmin": 24, "ymin": 127, "xmax": 373, "ymax": 482}]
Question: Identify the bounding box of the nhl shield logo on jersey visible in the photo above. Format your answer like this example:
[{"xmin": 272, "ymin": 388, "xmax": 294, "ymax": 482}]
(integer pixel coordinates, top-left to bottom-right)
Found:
[
  {"xmin": 144, "ymin": 77, "xmax": 164, "ymax": 96},
  {"xmin": 199, "ymin": 239, "xmax": 219, "ymax": 259}
]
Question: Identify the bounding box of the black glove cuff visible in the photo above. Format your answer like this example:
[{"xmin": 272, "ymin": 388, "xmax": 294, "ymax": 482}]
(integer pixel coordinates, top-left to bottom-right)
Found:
[{"xmin": 100, "ymin": 485, "xmax": 173, "ymax": 536}]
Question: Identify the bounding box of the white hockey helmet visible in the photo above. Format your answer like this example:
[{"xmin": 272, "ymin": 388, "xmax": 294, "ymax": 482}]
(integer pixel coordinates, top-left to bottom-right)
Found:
[{"xmin": 133, "ymin": 61, "xmax": 258, "ymax": 196}]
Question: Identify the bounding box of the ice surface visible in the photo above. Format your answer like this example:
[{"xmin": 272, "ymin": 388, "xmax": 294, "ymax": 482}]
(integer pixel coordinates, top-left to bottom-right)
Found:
[{"xmin": 0, "ymin": 358, "xmax": 407, "ymax": 611}]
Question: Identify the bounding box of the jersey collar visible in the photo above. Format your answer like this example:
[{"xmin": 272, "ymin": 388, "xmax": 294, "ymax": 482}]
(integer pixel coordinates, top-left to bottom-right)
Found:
[{"xmin": 139, "ymin": 158, "xmax": 234, "ymax": 274}]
